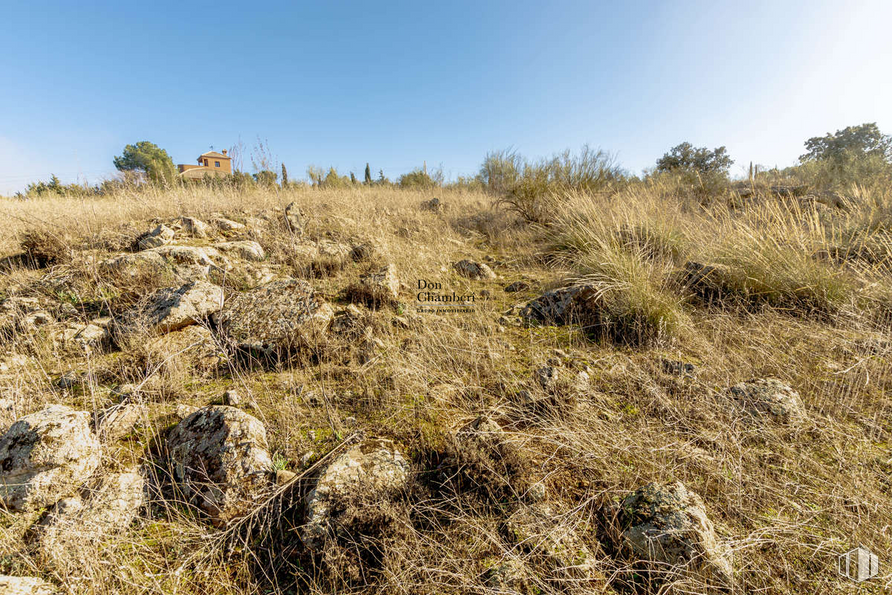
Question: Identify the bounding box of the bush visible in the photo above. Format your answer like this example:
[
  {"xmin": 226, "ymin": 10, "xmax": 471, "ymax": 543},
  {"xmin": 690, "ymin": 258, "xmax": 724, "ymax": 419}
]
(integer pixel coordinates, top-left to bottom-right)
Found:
[
  {"xmin": 398, "ymin": 168, "xmax": 442, "ymax": 190},
  {"xmin": 489, "ymin": 145, "xmax": 625, "ymax": 224}
]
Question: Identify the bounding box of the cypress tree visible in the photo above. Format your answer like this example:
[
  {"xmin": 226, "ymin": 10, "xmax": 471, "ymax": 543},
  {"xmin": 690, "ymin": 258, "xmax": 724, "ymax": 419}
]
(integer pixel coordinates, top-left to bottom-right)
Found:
[
  {"xmin": 281, "ymin": 163, "xmax": 289, "ymax": 187},
  {"xmin": 364, "ymin": 163, "xmax": 372, "ymax": 185}
]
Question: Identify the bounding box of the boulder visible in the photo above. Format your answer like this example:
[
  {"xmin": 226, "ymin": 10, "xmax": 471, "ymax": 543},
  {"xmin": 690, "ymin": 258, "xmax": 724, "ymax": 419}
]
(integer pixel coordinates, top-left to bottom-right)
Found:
[
  {"xmin": 727, "ymin": 378, "xmax": 806, "ymax": 425},
  {"xmin": 179, "ymin": 217, "xmax": 211, "ymax": 238},
  {"xmin": 213, "ymin": 217, "xmax": 245, "ymax": 232},
  {"xmin": 284, "ymin": 202, "xmax": 304, "ymax": 235},
  {"xmin": 35, "ymin": 470, "xmax": 144, "ymax": 568},
  {"xmin": 453, "ymin": 259, "xmax": 496, "ymax": 280},
  {"xmin": 520, "ymin": 285, "xmax": 600, "ymax": 327},
  {"xmin": 149, "ymin": 245, "xmax": 225, "ymax": 269},
  {"xmin": 167, "ymin": 405, "xmax": 273, "ymax": 524},
  {"xmin": 213, "ymin": 240, "xmax": 265, "ymax": 262},
  {"xmin": 303, "ymin": 438, "xmax": 410, "ymax": 548},
  {"xmin": 348, "ymin": 264, "xmax": 399, "ymax": 307},
  {"xmin": 145, "ymin": 323, "xmax": 222, "ymax": 375},
  {"xmin": 501, "ymin": 503, "xmax": 598, "ymax": 580},
  {"xmin": 98, "ymin": 251, "xmax": 166, "ymax": 276},
  {"xmin": 618, "ymin": 482, "xmax": 731, "ymax": 584},
  {"xmin": 0, "ymin": 405, "xmax": 101, "ymax": 512},
  {"xmin": 136, "ymin": 224, "xmax": 175, "ymax": 250},
  {"xmin": 123, "ymin": 280, "xmax": 223, "ymax": 334},
  {"xmin": 0, "ymin": 576, "xmax": 57, "ymax": 594},
  {"xmin": 94, "ymin": 402, "xmax": 145, "ymax": 442},
  {"xmin": 222, "ymin": 278, "xmax": 333, "ymax": 360}
]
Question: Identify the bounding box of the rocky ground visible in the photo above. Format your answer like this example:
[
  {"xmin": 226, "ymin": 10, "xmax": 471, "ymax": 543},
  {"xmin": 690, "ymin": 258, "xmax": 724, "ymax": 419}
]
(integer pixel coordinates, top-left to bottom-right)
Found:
[{"xmin": 0, "ymin": 187, "xmax": 890, "ymax": 594}]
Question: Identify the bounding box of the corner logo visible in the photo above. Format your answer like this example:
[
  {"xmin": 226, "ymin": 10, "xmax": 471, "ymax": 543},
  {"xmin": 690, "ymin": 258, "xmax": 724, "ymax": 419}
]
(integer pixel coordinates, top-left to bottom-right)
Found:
[{"xmin": 838, "ymin": 546, "xmax": 879, "ymax": 582}]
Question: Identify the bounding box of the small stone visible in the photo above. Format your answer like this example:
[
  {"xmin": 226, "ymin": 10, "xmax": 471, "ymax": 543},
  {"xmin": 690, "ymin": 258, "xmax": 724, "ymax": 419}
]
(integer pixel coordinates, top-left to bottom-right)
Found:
[
  {"xmin": 504, "ymin": 280, "xmax": 530, "ymax": 293},
  {"xmin": 0, "ymin": 576, "xmax": 58, "ymax": 594},
  {"xmin": 527, "ymin": 482, "xmax": 547, "ymax": 503},
  {"xmin": 223, "ymin": 390, "xmax": 241, "ymax": 406},
  {"xmin": 300, "ymin": 451, "xmax": 315, "ymax": 467},
  {"xmin": 55, "ymin": 372, "xmax": 78, "ymax": 390},
  {"xmin": 276, "ymin": 469, "xmax": 297, "ymax": 485},
  {"xmin": 453, "ymin": 259, "xmax": 496, "ymax": 280}
]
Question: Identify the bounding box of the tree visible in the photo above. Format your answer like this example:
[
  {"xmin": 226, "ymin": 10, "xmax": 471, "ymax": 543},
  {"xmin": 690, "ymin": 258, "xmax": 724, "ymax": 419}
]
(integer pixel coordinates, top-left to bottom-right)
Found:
[
  {"xmin": 350, "ymin": 172, "xmax": 357, "ymax": 184},
  {"xmin": 253, "ymin": 170, "xmax": 277, "ymax": 187},
  {"xmin": 281, "ymin": 163, "xmax": 289, "ymax": 187},
  {"xmin": 364, "ymin": 163, "xmax": 372, "ymax": 185},
  {"xmin": 656, "ymin": 142, "xmax": 733, "ymax": 175},
  {"xmin": 113, "ymin": 141, "xmax": 178, "ymax": 185},
  {"xmin": 799, "ymin": 123, "xmax": 892, "ymax": 163}
]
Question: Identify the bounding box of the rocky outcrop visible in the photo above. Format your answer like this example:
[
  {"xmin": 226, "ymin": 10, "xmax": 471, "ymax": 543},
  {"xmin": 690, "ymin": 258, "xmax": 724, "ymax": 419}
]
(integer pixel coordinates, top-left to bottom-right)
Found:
[
  {"xmin": 221, "ymin": 278, "xmax": 333, "ymax": 360},
  {"xmin": 0, "ymin": 405, "xmax": 101, "ymax": 512},
  {"xmin": 213, "ymin": 240, "xmax": 265, "ymax": 262},
  {"xmin": 136, "ymin": 224, "xmax": 175, "ymax": 250},
  {"xmin": 618, "ymin": 482, "xmax": 731, "ymax": 585},
  {"xmin": 179, "ymin": 217, "xmax": 211, "ymax": 238},
  {"xmin": 145, "ymin": 324, "xmax": 221, "ymax": 375},
  {"xmin": 727, "ymin": 378, "xmax": 805, "ymax": 425},
  {"xmin": 123, "ymin": 280, "xmax": 223, "ymax": 335},
  {"xmin": 303, "ymin": 438, "xmax": 410, "ymax": 548},
  {"xmin": 166, "ymin": 405, "xmax": 273, "ymax": 524},
  {"xmin": 35, "ymin": 470, "xmax": 144, "ymax": 568},
  {"xmin": 453, "ymin": 259, "xmax": 496, "ymax": 280}
]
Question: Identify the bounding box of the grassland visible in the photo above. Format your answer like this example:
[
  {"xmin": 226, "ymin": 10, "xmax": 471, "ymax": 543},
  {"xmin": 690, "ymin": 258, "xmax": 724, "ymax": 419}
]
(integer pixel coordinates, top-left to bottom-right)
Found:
[{"xmin": 0, "ymin": 179, "xmax": 890, "ymax": 594}]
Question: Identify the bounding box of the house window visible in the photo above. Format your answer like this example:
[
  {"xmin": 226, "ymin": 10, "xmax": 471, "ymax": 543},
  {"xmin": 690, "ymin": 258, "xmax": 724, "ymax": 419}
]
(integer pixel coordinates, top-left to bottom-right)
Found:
[{"xmin": 215, "ymin": 161, "xmax": 220, "ymax": 167}]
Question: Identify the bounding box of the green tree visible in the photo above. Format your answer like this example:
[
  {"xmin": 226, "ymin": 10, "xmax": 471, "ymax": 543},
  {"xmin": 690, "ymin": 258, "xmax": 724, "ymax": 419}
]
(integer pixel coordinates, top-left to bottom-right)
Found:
[
  {"xmin": 113, "ymin": 141, "xmax": 178, "ymax": 185},
  {"xmin": 253, "ymin": 170, "xmax": 278, "ymax": 187},
  {"xmin": 799, "ymin": 123, "xmax": 892, "ymax": 163},
  {"xmin": 364, "ymin": 163, "xmax": 372, "ymax": 185},
  {"xmin": 281, "ymin": 163, "xmax": 289, "ymax": 187},
  {"xmin": 350, "ymin": 172, "xmax": 357, "ymax": 185},
  {"xmin": 656, "ymin": 142, "xmax": 733, "ymax": 175}
]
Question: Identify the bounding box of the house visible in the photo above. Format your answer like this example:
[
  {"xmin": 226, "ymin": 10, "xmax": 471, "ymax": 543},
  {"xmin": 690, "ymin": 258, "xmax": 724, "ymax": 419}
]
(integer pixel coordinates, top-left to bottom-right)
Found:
[{"xmin": 177, "ymin": 150, "xmax": 232, "ymax": 180}]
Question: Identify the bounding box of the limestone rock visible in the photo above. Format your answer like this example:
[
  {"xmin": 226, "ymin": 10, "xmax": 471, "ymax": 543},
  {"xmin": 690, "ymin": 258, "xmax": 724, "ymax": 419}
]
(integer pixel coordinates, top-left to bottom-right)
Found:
[
  {"xmin": 124, "ymin": 280, "xmax": 223, "ymax": 334},
  {"xmin": 303, "ymin": 438, "xmax": 410, "ymax": 548},
  {"xmin": 94, "ymin": 402, "xmax": 144, "ymax": 442},
  {"xmin": 99, "ymin": 251, "xmax": 166, "ymax": 276},
  {"xmin": 284, "ymin": 202, "xmax": 304, "ymax": 235},
  {"xmin": 179, "ymin": 217, "xmax": 211, "ymax": 238},
  {"xmin": 136, "ymin": 224, "xmax": 175, "ymax": 250},
  {"xmin": 0, "ymin": 405, "xmax": 101, "ymax": 512},
  {"xmin": 222, "ymin": 278, "xmax": 333, "ymax": 360},
  {"xmin": 727, "ymin": 378, "xmax": 805, "ymax": 425},
  {"xmin": 0, "ymin": 576, "xmax": 57, "ymax": 594},
  {"xmin": 453, "ymin": 259, "xmax": 496, "ymax": 280},
  {"xmin": 36, "ymin": 470, "xmax": 144, "ymax": 569},
  {"xmin": 213, "ymin": 217, "xmax": 245, "ymax": 232},
  {"xmin": 150, "ymin": 245, "xmax": 225, "ymax": 269},
  {"xmin": 214, "ymin": 240, "xmax": 265, "ymax": 262},
  {"xmin": 350, "ymin": 264, "xmax": 399, "ymax": 306},
  {"xmin": 167, "ymin": 405, "xmax": 273, "ymax": 523},
  {"xmin": 145, "ymin": 324, "xmax": 221, "ymax": 375},
  {"xmin": 619, "ymin": 482, "xmax": 731, "ymax": 584}
]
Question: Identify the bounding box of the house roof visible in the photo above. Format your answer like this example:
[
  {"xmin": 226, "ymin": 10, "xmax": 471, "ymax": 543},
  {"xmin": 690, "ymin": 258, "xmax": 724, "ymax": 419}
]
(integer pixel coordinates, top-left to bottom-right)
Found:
[{"xmin": 199, "ymin": 151, "xmax": 230, "ymax": 159}]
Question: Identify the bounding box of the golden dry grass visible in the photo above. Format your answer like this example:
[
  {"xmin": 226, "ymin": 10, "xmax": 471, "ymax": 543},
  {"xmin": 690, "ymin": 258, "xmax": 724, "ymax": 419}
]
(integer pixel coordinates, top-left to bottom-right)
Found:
[{"xmin": 0, "ymin": 182, "xmax": 890, "ymax": 594}]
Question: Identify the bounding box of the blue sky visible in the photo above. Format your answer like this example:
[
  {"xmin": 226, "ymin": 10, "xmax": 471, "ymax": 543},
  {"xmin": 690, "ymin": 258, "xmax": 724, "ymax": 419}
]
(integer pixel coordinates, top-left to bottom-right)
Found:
[{"xmin": 1, "ymin": 0, "xmax": 890, "ymax": 194}]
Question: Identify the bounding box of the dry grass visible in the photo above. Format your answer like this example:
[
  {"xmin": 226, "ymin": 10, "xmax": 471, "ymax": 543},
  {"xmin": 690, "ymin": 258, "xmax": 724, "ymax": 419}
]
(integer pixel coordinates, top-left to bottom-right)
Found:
[{"xmin": 1, "ymin": 181, "xmax": 891, "ymax": 594}]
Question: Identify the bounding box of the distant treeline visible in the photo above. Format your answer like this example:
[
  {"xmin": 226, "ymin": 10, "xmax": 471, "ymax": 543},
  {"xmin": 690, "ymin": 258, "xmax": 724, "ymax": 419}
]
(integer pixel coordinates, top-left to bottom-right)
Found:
[{"xmin": 7, "ymin": 123, "xmax": 890, "ymax": 201}]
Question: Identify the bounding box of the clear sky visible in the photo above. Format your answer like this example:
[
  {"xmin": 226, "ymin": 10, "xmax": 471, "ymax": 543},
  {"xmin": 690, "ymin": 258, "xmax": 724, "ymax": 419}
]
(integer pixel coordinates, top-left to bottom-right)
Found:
[{"xmin": 1, "ymin": 0, "xmax": 890, "ymax": 194}]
